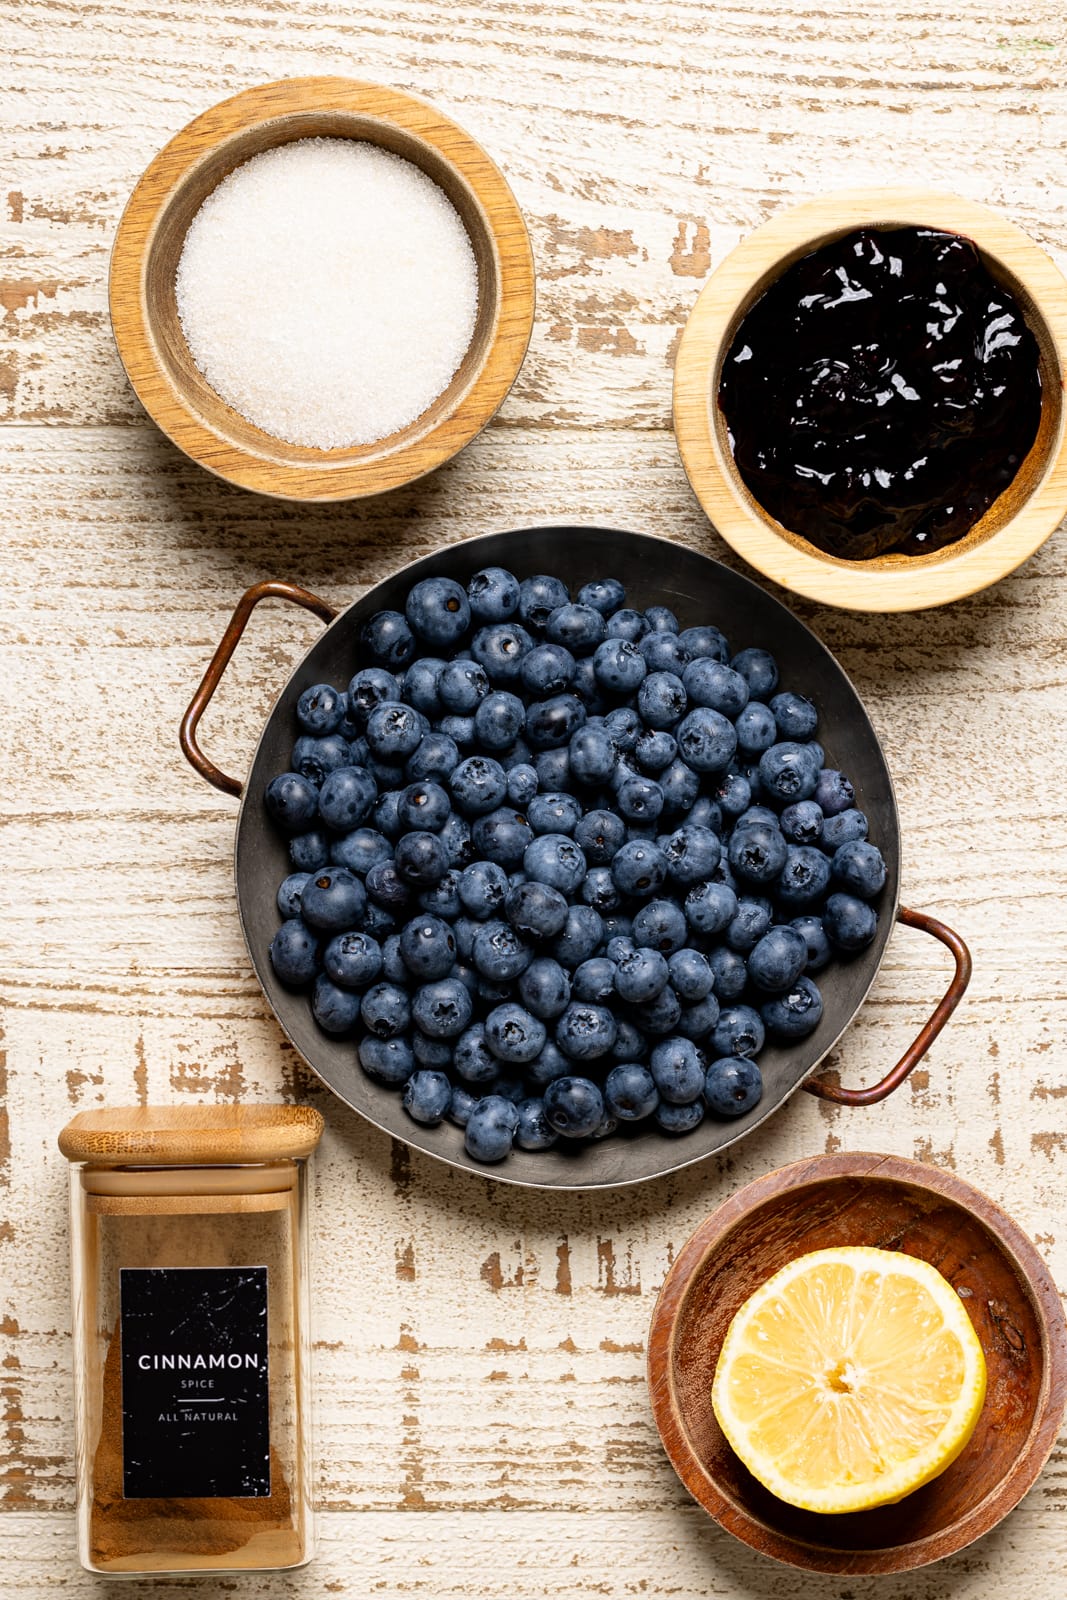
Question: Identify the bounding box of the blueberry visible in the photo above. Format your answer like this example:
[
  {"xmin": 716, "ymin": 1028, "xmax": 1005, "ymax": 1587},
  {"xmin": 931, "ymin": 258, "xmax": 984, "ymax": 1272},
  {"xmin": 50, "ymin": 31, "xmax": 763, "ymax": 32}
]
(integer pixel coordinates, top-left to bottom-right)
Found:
[
  {"xmin": 551, "ymin": 905, "xmax": 604, "ymax": 968},
  {"xmin": 580, "ymin": 866, "xmax": 622, "ymax": 913},
  {"xmin": 730, "ymin": 647, "xmax": 778, "ymax": 699},
  {"xmin": 291, "ymin": 733, "xmax": 351, "ymax": 786},
  {"xmin": 706, "ymin": 945, "xmax": 748, "ymax": 1001},
  {"xmin": 704, "ymin": 1056, "xmax": 762, "ymax": 1117},
  {"xmin": 471, "ymin": 808, "xmax": 535, "ymax": 868},
  {"xmin": 734, "ymin": 701, "xmax": 778, "ymax": 757},
  {"xmin": 604, "ymin": 1063, "xmax": 658, "ymax": 1121},
  {"xmin": 406, "ymin": 732, "xmax": 460, "ymax": 784},
  {"xmin": 556, "ymin": 1003, "xmax": 617, "ymax": 1061},
  {"xmin": 572, "ymin": 957, "xmax": 618, "ymax": 1003},
  {"xmin": 790, "ymin": 914, "xmax": 833, "ymax": 973},
  {"xmin": 762, "ymin": 976, "xmax": 824, "ymax": 1040},
  {"xmin": 519, "ymin": 574, "xmax": 569, "ymax": 633},
  {"xmin": 296, "ymin": 682, "xmax": 344, "ymax": 736},
  {"xmin": 683, "ymin": 659, "xmax": 749, "ymax": 718},
  {"xmin": 336, "ymin": 694, "xmax": 363, "ymax": 743},
  {"xmin": 631, "ymin": 898, "xmax": 688, "ymax": 955},
  {"xmin": 437, "ymin": 714, "xmax": 476, "ymax": 749},
  {"xmin": 360, "ymin": 610, "xmax": 416, "ymax": 669},
  {"xmin": 655, "ymin": 1099, "xmax": 705, "ymax": 1134},
  {"xmin": 394, "ymin": 831, "xmax": 450, "ymax": 888},
  {"xmin": 832, "ymin": 841, "xmax": 887, "ymax": 899},
  {"xmin": 366, "ymin": 701, "xmax": 424, "ymax": 761},
  {"xmin": 611, "ymin": 839, "xmax": 668, "ymax": 897},
  {"xmin": 684, "ymin": 880, "xmax": 738, "ymax": 936},
  {"xmin": 599, "ymin": 912, "xmax": 634, "ymax": 945},
  {"xmin": 644, "ymin": 604, "xmax": 679, "ymax": 633},
  {"xmin": 448, "ymin": 1084, "xmax": 479, "ymax": 1127},
  {"xmin": 614, "ymin": 947, "xmax": 669, "ymax": 1004},
  {"xmin": 269, "ymin": 918, "xmax": 318, "ymax": 986},
  {"xmin": 777, "ymin": 845, "xmax": 832, "ymax": 906},
  {"xmin": 288, "ymin": 829, "xmax": 330, "ymax": 872},
  {"xmin": 474, "ymin": 691, "xmax": 526, "ymax": 752},
  {"xmin": 485, "ymin": 1002, "xmax": 546, "ymax": 1064},
  {"xmin": 453, "ymin": 1023, "xmax": 499, "ymax": 1082},
  {"xmin": 468, "ymin": 566, "xmax": 520, "ymax": 622},
  {"xmin": 360, "ymin": 981, "xmax": 412, "ymax": 1038},
  {"xmin": 567, "ymin": 724, "xmax": 617, "ymax": 787},
  {"xmin": 606, "ymin": 607, "xmax": 650, "ymax": 642},
  {"xmin": 725, "ymin": 895, "xmax": 773, "ymax": 953},
  {"xmin": 686, "ymin": 795, "xmax": 724, "ymax": 833},
  {"xmin": 610, "ymin": 1019, "xmax": 648, "ymax": 1061},
  {"xmin": 402, "ymin": 1069, "xmax": 453, "ymax": 1125},
  {"xmin": 395, "ymin": 781, "xmax": 449, "ymax": 834},
  {"xmin": 411, "ymin": 977, "xmax": 473, "ymax": 1038},
  {"xmin": 663, "ymin": 825, "xmax": 722, "ymax": 886},
  {"xmin": 348, "ymin": 667, "xmax": 401, "ymax": 726},
  {"xmin": 277, "ymin": 872, "xmax": 310, "ymax": 918},
  {"xmin": 545, "ymin": 602, "xmax": 606, "ymax": 654},
  {"xmin": 366, "ymin": 756, "xmax": 405, "ymax": 791},
  {"xmin": 310, "ymin": 974, "xmax": 360, "ymax": 1034},
  {"xmin": 770, "ymin": 691, "xmax": 818, "ymax": 740},
  {"xmin": 814, "ymin": 768, "xmax": 856, "ymax": 816},
  {"xmin": 679, "ymin": 624, "xmax": 730, "ymax": 663},
  {"xmin": 616, "ymin": 775, "xmax": 664, "ymax": 824},
  {"xmin": 592, "ymin": 636, "xmax": 646, "ymax": 695},
  {"xmin": 471, "ymin": 622, "xmax": 534, "ymax": 682},
  {"xmin": 437, "ymin": 658, "xmax": 490, "ymax": 714},
  {"xmin": 659, "ymin": 758, "xmax": 701, "ymax": 814},
  {"xmin": 676, "ymin": 706, "xmax": 738, "ymax": 773},
  {"xmin": 359, "ymin": 1035, "xmax": 415, "ymax": 1086},
  {"xmin": 437, "ymin": 813, "xmax": 474, "ymax": 871},
  {"xmin": 640, "ymin": 632, "xmax": 691, "ymax": 674},
  {"xmin": 403, "ymin": 657, "xmax": 447, "ymax": 717},
  {"xmin": 457, "ymin": 859, "xmax": 509, "ymax": 919},
  {"xmin": 324, "ymin": 930, "xmax": 383, "ymax": 989},
  {"xmin": 759, "ymin": 742, "xmax": 819, "ymax": 804},
  {"xmin": 526, "ymin": 1040, "xmax": 571, "ymax": 1087},
  {"xmin": 632, "ymin": 730, "xmax": 674, "ymax": 774},
  {"xmin": 506, "ymin": 763, "xmax": 539, "ymax": 807},
  {"xmin": 398, "ymin": 914, "xmax": 456, "ymax": 980},
  {"xmin": 638, "ymin": 671, "xmax": 687, "ymax": 729},
  {"xmin": 464, "ymin": 1094, "xmax": 519, "ymax": 1162},
  {"xmin": 300, "ymin": 867, "xmax": 366, "ymax": 933},
  {"xmin": 472, "ymin": 920, "xmax": 533, "ymax": 982},
  {"xmin": 629, "ymin": 986, "xmax": 682, "ymax": 1036},
  {"xmin": 728, "ymin": 820, "xmax": 788, "ymax": 885},
  {"xmin": 668, "ymin": 948, "xmax": 713, "ymax": 1002},
  {"xmin": 527, "ymin": 791, "xmax": 582, "ymax": 835},
  {"xmin": 574, "ymin": 808, "xmax": 625, "ymax": 864},
  {"xmin": 711, "ymin": 1004, "xmax": 765, "ymax": 1059},
  {"xmin": 543, "ymin": 1075, "xmax": 605, "ymax": 1137},
  {"xmin": 578, "ymin": 577, "xmax": 626, "ymax": 615},
  {"xmin": 650, "ymin": 1038, "xmax": 706, "ymax": 1104},
  {"xmin": 520, "ymin": 641, "xmax": 576, "ymax": 696},
  {"xmin": 736, "ymin": 804, "xmax": 779, "ymax": 831},
  {"xmin": 677, "ymin": 994, "xmax": 721, "ymax": 1040},
  {"xmin": 747, "ymin": 925, "xmax": 809, "ymax": 992},
  {"xmin": 450, "ymin": 755, "xmax": 508, "ymax": 818},
  {"xmin": 780, "ymin": 799, "xmax": 824, "ymax": 847},
  {"xmin": 821, "ymin": 808, "xmax": 869, "ymax": 851},
  {"xmin": 361, "ymin": 904, "xmax": 396, "ymax": 941},
  {"xmin": 824, "ymin": 892, "xmax": 878, "ymax": 951},
  {"xmin": 515, "ymin": 1097, "xmax": 558, "ymax": 1151},
  {"xmin": 406, "ymin": 577, "xmax": 470, "ymax": 647},
  {"xmin": 365, "ymin": 859, "xmax": 413, "ymax": 911},
  {"xmin": 505, "ymin": 880, "xmax": 569, "ymax": 939},
  {"xmin": 523, "ymin": 833, "xmax": 586, "ymax": 895},
  {"xmin": 523, "ymin": 692, "xmax": 585, "ymax": 751},
  {"xmin": 517, "ymin": 957, "xmax": 572, "ymax": 1020},
  {"xmin": 265, "ymin": 772, "xmax": 319, "ymax": 835}
]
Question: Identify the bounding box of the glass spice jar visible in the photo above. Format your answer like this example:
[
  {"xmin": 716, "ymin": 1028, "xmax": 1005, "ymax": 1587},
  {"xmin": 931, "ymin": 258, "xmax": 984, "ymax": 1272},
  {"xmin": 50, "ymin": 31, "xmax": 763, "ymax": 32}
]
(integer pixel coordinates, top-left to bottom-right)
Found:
[{"xmin": 58, "ymin": 1104, "xmax": 323, "ymax": 1576}]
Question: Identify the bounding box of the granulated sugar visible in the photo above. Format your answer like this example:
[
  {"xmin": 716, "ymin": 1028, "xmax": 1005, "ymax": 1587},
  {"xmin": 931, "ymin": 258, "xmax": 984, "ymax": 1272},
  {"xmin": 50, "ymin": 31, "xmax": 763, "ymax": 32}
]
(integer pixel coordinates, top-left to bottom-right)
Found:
[{"xmin": 175, "ymin": 138, "xmax": 480, "ymax": 449}]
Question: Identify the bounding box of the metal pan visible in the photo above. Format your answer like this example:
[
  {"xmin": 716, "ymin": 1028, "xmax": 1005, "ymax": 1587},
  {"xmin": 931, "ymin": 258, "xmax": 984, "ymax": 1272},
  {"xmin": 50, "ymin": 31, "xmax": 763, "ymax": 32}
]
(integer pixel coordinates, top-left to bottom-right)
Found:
[{"xmin": 181, "ymin": 527, "xmax": 970, "ymax": 1189}]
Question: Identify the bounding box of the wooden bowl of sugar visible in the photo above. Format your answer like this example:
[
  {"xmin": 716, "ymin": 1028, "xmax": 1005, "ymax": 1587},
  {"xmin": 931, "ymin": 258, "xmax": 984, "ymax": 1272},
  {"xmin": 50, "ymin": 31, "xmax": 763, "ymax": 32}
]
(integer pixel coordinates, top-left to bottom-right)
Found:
[{"xmin": 110, "ymin": 77, "xmax": 535, "ymax": 500}]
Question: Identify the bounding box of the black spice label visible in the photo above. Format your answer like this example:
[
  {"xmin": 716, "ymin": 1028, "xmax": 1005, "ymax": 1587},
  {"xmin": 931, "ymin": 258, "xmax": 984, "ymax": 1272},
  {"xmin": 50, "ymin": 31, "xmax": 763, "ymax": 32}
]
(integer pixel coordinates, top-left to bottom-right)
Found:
[{"xmin": 119, "ymin": 1266, "xmax": 270, "ymax": 1499}]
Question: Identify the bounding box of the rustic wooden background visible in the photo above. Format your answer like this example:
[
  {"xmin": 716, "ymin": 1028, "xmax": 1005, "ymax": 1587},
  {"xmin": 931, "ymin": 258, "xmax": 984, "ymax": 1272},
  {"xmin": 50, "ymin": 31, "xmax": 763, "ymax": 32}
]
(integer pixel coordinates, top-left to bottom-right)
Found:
[{"xmin": 3, "ymin": 2, "xmax": 1066, "ymax": 1593}]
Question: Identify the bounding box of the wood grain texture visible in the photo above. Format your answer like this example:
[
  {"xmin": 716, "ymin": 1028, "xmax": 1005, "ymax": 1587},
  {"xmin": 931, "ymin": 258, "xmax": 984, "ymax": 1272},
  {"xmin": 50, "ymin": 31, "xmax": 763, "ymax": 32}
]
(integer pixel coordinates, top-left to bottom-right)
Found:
[
  {"xmin": 2, "ymin": 0, "xmax": 1067, "ymax": 1592},
  {"xmin": 673, "ymin": 189, "xmax": 1067, "ymax": 611}
]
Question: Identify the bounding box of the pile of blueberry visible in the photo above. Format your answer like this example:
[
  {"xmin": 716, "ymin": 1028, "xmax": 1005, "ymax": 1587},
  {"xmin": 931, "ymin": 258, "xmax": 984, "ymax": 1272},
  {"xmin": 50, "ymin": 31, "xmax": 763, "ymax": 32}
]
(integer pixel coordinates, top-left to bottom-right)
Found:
[{"xmin": 265, "ymin": 566, "xmax": 885, "ymax": 1165}]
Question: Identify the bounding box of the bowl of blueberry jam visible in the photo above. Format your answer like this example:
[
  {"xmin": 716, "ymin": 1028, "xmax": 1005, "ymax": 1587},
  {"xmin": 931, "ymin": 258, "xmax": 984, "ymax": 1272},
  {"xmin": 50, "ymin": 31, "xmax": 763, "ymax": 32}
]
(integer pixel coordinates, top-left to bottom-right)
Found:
[{"xmin": 674, "ymin": 189, "xmax": 1067, "ymax": 611}]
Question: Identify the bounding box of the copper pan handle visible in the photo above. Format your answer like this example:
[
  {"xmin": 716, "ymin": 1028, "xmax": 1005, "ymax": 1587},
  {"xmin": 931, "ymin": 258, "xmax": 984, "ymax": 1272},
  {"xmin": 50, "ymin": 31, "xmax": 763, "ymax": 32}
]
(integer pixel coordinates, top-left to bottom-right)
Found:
[
  {"xmin": 180, "ymin": 580, "xmax": 338, "ymax": 798},
  {"xmin": 804, "ymin": 906, "xmax": 972, "ymax": 1107}
]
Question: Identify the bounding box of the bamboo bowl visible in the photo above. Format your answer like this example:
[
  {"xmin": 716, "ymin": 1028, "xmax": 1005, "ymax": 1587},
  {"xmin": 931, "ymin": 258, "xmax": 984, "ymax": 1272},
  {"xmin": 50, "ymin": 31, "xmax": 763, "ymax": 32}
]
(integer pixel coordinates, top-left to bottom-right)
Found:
[
  {"xmin": 673, "ymin": 190, "xmax": 1067, "ymax": 611},
  {"xmin": 647, "ymin": 1153, "xmax": 1067, "ymax": 1573},
  {"xmin": 110, "ymin": 77, "xmax": 535, "ymax": 500}
]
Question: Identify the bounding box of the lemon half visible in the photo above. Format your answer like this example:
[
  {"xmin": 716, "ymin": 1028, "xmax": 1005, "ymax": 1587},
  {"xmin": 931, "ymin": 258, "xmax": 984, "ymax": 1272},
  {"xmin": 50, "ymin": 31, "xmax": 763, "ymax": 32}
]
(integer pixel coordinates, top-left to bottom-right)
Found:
[{"xmin": 712, "ymin": 1246, "xmax": 987, "ymax": 1514}]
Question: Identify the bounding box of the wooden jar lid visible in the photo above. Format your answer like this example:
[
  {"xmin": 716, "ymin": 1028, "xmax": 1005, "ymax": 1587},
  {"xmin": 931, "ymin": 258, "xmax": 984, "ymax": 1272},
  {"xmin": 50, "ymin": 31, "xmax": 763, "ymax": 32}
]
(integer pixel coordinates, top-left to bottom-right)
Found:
[{"xmin": 58, "ymin": 1103, "xmax": 324, "ymax": 1167}]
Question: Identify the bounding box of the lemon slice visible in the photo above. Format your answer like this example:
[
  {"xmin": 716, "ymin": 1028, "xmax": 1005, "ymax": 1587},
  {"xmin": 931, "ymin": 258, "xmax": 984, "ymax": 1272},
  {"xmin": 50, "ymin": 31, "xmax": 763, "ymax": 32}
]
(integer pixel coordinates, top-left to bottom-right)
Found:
[{"xmin": 712, "ymin": 1246, "xmax": 987, "ymax": 1513}]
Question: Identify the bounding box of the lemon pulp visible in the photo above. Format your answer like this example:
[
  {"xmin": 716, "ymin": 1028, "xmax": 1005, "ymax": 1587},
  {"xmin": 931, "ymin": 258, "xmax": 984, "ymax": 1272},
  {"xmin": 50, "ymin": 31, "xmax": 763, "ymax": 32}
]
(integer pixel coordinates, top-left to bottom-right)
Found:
[{"xmin": 711, "ymin": 1246, "xmax": 987, "ymax": 1513}]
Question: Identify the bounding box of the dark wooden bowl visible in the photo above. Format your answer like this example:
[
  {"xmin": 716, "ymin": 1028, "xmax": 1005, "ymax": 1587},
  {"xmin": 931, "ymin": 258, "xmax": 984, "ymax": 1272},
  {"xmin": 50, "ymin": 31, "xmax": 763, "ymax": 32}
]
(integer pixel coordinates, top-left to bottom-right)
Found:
[{"xmin": 647, "ymin": 1152, "xmax": 1067, "ymax": 1573}]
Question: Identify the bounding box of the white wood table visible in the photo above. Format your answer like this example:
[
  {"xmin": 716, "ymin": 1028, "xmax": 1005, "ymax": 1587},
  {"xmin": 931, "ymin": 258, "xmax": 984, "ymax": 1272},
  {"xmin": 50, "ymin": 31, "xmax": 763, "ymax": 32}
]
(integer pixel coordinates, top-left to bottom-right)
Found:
[{"xmin": 3, "ymin": 3, "xmax": 1066, "ymax": 1594}]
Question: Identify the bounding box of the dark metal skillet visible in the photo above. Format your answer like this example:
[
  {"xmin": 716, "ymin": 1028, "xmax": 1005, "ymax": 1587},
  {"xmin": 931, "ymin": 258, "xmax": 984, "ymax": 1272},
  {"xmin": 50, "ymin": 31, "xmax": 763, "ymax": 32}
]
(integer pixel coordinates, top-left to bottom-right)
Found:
[{"xmin": 181, "ymin": 526, "xmax": 970, "ymax": 1190}]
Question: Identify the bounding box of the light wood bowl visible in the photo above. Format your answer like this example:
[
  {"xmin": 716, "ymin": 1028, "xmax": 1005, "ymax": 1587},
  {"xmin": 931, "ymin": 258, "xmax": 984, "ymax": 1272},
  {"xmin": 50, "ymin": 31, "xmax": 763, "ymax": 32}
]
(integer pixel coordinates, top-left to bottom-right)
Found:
[
  {"xmin": 109, "ymin": 77, "xmax": 535, "ymax": 500},
  {"xmin": 673, "ymin": 190, "xmax": 1067, "ymax": 611},
  {"xmin": 647, "ymin": 1152, "xmax": 1067, "ymax": 1573}
]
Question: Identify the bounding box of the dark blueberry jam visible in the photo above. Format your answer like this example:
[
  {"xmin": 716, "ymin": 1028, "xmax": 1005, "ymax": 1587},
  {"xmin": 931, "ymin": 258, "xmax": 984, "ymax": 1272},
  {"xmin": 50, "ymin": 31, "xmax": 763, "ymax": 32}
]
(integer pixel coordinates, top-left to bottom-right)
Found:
[{"xmin": 718, "ymin": 227, "xmax": 1042, "ymax": 559}]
